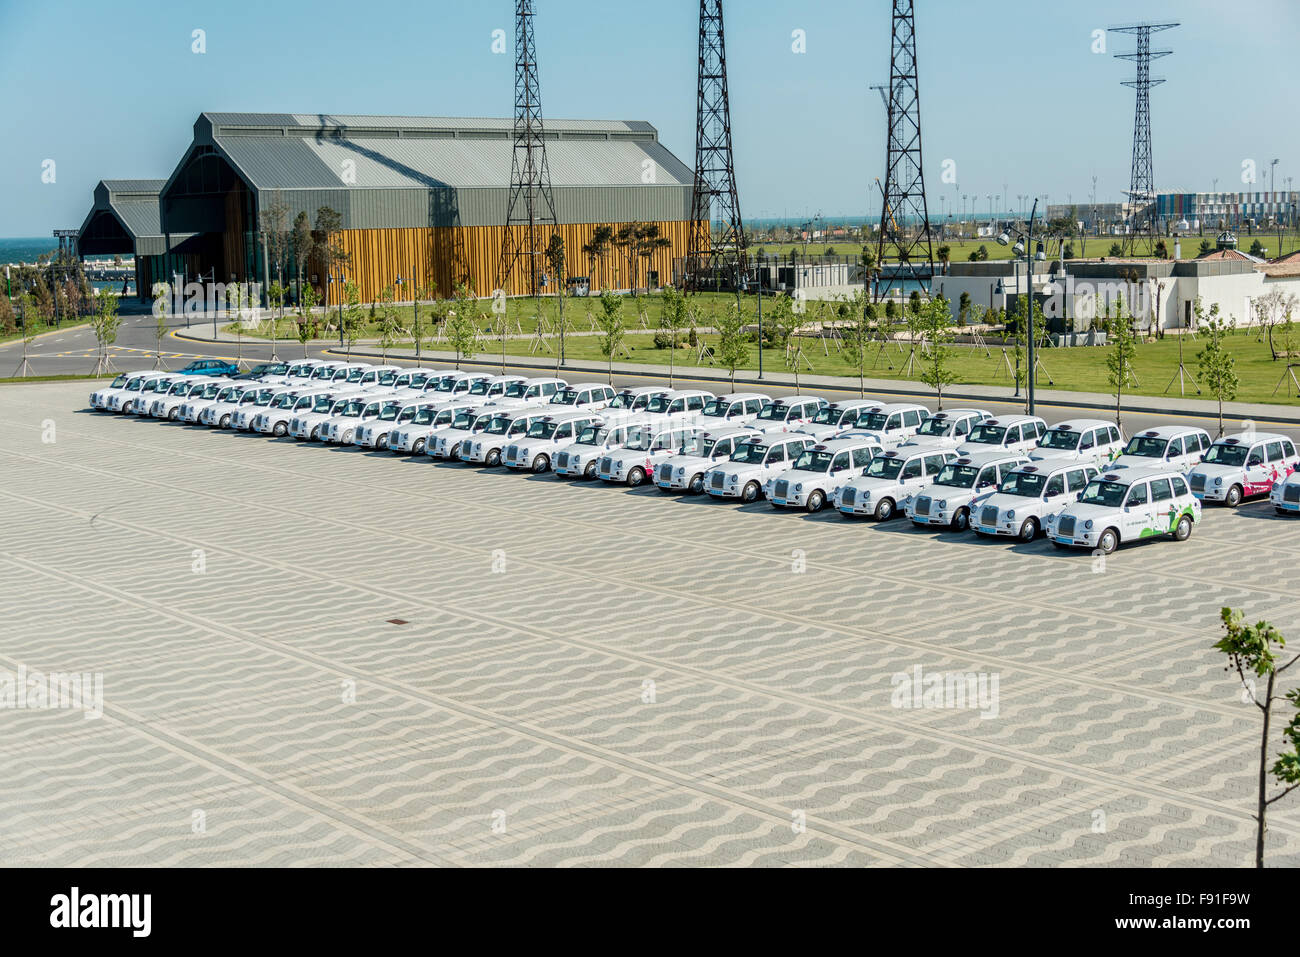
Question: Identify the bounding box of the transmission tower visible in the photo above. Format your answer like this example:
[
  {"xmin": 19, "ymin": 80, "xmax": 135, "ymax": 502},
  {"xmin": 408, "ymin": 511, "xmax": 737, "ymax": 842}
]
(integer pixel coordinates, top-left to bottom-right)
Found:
[
  {"xmin": 875, "ymin": 0, "xmax": 933, "ymax": 301},
  {"xmin": 1110, "ymin": 22, "xmax": 1177, "ymax": 253},
  {"xmin": 498, "ymin": 0, "xmax": 558, "ymax": 297},
  {"xmin": 685, "ymin": 0, "xmax": 744, "ymax": 293}
]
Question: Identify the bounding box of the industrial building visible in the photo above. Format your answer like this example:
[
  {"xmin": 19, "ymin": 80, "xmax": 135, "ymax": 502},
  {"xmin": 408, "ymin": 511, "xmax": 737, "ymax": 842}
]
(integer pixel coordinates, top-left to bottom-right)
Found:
[
  {"xmin": 75, "ymin": 180, "xmax": 193, "ymax": 299},
  {"xmin": 142, "ymin": 111, "xmax": 695, "ymax": 303}
]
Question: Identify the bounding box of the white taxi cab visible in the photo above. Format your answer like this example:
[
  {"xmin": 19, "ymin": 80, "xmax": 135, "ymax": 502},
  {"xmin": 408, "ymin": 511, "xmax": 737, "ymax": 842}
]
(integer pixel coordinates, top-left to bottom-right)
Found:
[
  {"xmin": 553, "ymin": 416, "xmax": 657, "ymax": 480},
  {"xmin": 751, "ymin": 395, "xmax": 826, "ymax": 434},
  {"xmin": 1047, "ymin": 467, "xmax": 1201, "ymax": 554},
  {"xmin": 973, "ymin": 461, "xmax": 1099, "ymax": 541},
  {"xmin": 458, "ymin": 406, "xmax": 551, "ymax": 466},
  {"xmin": 899, "ymin": 408, "xmax": 993, "ymax": 450},
  {"xmin": 549, "ymin": 383, "xmax": 617, "ymax": 411},
  {"xmin": 597, "ymin": 424, "xmax": 702, "ymax": 486},
  {"xmin": 1188, "ymin": 432, "xmax": 1300, "ymax": 507},
  {"xmin": 503, "ymin": 411, "xmax": 604, "ymax": 472},
  {"xmin": 767, "ymin": 437, "xmax": 880, "ymax": 512},
  {"xmin": 834, "ymin": 447, "xmax": 956, "ymax": 520},
  {"xmin": 1110, "ymin": 426, "xmax": 1213, "ymax": 472},
  {"xmin": 839, "ymin": 402, "xmax": 931, "ymax": 449},
  {"xmin": 905, "ymin": 451, "xmax": 1030, "ymax": 531},
  {"xmin": 795, "ymin": 399, "xmax": 882, "ymax": 441},
  {"xmin": 955, "ymin": 415, "xmax": 1048, "ymax": 457},
  {"xmin": 697, "ymin": 393, "xmax": 770, "ymax": 429},
  {"xmin": 387, "ymin": 401, "xmax": 476, "ymax": 454},
  {"xmin": 704, "ymin": 434, "xmax": 816, "ymax": 502},
  {"xmin": 1270, "ymin": 470, "xmax": 1300, "ymax": 515},
  {"xmin": 655, "ymin": 426, "xmax": 763, "ymax": 493},
  {"xmin": 1029, "ymin": 419, "xmax": 1126, "ymax": 468},
  {"xmin": 426, "ymin": 406, "xmax": 496, "ymax": 460}
]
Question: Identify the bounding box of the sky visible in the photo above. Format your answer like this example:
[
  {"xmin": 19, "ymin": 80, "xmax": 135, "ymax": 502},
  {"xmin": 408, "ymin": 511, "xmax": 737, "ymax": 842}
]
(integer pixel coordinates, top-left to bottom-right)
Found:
[{"xmin": 2, "ymin": 0, "xmax": 1297, "ymax": 236}]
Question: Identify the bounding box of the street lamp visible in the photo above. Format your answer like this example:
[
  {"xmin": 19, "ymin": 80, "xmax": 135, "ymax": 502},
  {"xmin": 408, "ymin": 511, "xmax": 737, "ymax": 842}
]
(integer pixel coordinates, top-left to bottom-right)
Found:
[{"xmin": 997, "ymin": 198, "xmax": 1044, "ymax": 414}]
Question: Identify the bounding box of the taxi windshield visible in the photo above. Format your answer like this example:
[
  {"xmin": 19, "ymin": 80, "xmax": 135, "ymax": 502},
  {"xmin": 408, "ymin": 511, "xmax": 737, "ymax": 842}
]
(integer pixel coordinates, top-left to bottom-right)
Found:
[
  {"xmin": 645, "ymin": 395, "xmax": 671, "ymax": 414},
  {"xmin": 608, "ymin": 392, "xmax": 638, "ymax": 410},
  {"xmin": 1039, "ymin": 429, "xmax": 1081, "ymax": 450},
  {"xmin": 854, "ymin": 412, "xmax": 888, "ymax": 431},
  {"xmin": 625, "ymin": 427, "xmax": 657, "ymax": 451},
  {"xmin": 701, "ymin": 398, "xmax": 729, "ymax": 417},
  {"xmin": 1079, "ymin": 480, "xmax": 1128, "ymax": 508},
  {"xmin": 1204, "ymin": 444, "xmax": 1249, "ymax": 467},
  {"xmin": 757, "ymin": 404, "xmax": 790, "ymax": 421},
  {"xmin": 484, "ymin": 415, "xmax": 514, "ymax": 435},
  {"xmin": 731, "ymin": 442, "xmax": 770, "ymax": 464},
  {"xmin": 310, "ymin": 395, "xmax": 333, "ymax": 413},
  {"xmin": 503, "ymin": 382, "xmax": 529, "ymax": 398},
  {"xmin": 528, "ymin": 420, "xmax": 560, "ymax": 439},
  {"xmin": 999, "ymin": 471, "xmax": 1047, "ymax": 497},
  {"xmin": 1124, "ymin": 436, "xmax": 1169, "ymax": 458},
  {"xmin": 377, "ymin": 402, "xmax": 403, "ymax": 421},
  {"xmin": 916, "ymin": 417, "xmax": 954, "ymax": 436},
  {"xmin": 811, "ymin": 407, "xmax": 847, "ymax": 425},
  {"xmin": 935, "ymin": 464, "xmax": 980, "ymax": 488},
  {"xmin": 792, "ymin": 449, "xmax": 836, "ymax": 472},
  {"xmin": 863, "ymin": 456, "xmax": 903, "ymax": 479},
  {"xmin": 967, "ymin": 424, "xmax": 1006, "ymax": 445}
]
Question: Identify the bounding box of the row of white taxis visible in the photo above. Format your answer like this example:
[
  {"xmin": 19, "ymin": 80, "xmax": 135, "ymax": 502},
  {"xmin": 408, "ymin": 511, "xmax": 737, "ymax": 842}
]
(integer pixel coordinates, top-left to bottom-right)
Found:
[{"xmin": 89, "ymin": 359, "xmax": 1300, "ymax": 555}]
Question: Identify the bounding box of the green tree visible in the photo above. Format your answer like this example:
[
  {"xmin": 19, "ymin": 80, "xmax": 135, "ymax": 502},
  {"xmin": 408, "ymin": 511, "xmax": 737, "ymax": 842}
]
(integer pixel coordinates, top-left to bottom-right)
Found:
[
  {"xmin": 90, "ymin": 291, "xmax": 122, "ymax": 375},
  {"xmin": 1010, "ymin": 293, "xmax": 1047, "ymax": 398},
  {"xmin": 262, "ymin": 191, "xmax": 292, "ymax": 313},
  {"xmin": 715, "ymin": 303, "xmax": 751, "ymax": 388},
  {"xmin": 1104, "ymin": 300, "xmax": 1138, "ymax": 426},
  {"xmin": 839, "ymin": 290, "xmax": 873, "ymax": 397},
  {"xmin": 341, "ymin": 280, "xmax": 365, "ymax": 359},
  {"xmin": 958, "ymin": 291, "xmax": 971, "ymax": 325},
  {"xmin": 660, "ymin": 284, "xmax": 690, "ymax": 387},
  {"xmin": 267, "ymin": 282, "xmax": 285, "ymax": 359},
  {"xmin": 445, "ymin": 282, "xmax": 479, "ymax": 369},
  {"xmin": 152, "ymin": 281, "xmax": 170, "ymax": 370},
  {"xmin": 917, "ymin": 296, "xmax": 959, "ymax": 408},
  {"xmin": 595, "ymin": 291, "xmax": 626, "ymax": 384},
  {"xmin": 1215, "ymin": 608, "xmax": 1300, "ymax": 868},
  {"xmin": 291, "ymin": 211, "xmax": 315, "ymax": 305},
  {"xmin": 313, "ymin": 207, "xmax": 350, "ymax": 309},
  {"xmin": 295, "ymin": 283, "xmax": 318, "ymax": 357},
  {"xmin": 410, "ymin": 282, "xmax": 433, "ymax": 361},
  {"xmin": 860, "ymin": 246, "xmax": 879, "ymax": 295},
  {"xmin": 376, "ymin": 285, "xmax": 401, "ymax": 362},
  {"xmin": 546, "ymin": 234, "xmax": 567, "ymax": 371},
  {"xmin": 1197, "ymin": 311, "xmax": 1239, "ymax": 436}
]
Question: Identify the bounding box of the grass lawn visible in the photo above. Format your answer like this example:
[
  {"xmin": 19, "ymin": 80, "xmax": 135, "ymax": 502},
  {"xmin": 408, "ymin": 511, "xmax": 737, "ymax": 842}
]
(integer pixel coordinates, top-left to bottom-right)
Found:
[
  {"xmin": 490, "ymin": 325, "xmax": 1300, "ymax": 407},
  {"xmin": 0, "ymin": 318, "xmax": 92, "ymax": 347}
]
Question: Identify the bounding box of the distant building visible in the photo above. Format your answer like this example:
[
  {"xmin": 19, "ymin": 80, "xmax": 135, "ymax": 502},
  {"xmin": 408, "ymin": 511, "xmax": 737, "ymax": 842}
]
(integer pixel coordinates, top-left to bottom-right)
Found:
[{"xmin": 1157, "ymin": 191, "xmax": 1298, "ymax": 227}]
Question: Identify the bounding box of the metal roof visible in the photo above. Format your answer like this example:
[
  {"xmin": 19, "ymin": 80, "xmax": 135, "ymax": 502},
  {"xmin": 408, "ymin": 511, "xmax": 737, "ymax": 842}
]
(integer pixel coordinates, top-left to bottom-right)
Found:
[
  {"xmin": 79, "ymin": 180, "xmax": 194, "ymax": 256},
  {"xmin": 192, "ymin": 112, "xmax": 690, "ymax": 191}
]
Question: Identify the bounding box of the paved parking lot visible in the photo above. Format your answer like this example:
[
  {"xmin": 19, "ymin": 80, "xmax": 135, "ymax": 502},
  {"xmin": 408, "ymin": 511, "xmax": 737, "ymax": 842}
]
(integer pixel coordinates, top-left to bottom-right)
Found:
[{"xmin": 2, "ymin": 380, "xmax": 1299, "ymax": 867}]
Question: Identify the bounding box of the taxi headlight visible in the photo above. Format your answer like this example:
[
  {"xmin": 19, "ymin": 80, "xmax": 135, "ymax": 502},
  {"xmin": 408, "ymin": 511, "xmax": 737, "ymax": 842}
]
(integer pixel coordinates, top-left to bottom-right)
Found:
[
  {"xmin": 860, "ymin": 489, "xmax": 872, "ymax": 500},
  {"xmin": 1006, "ymin": 509, "xmax": 1016, "ymax": 519},
  {"xmin": 1084, "ymin": 519, "xmax": 1094, "ymax": 530},
  {"xmin": 937, "ymin": 499, "xmax": 947, "ymax": 509},
  {"xmin": 728, "ymin": 474, "xmax": 738, "ymax": 483},
  {"xmin": 794, "ymin": 483, "xmax": 803, "ymax": 493},
  {"xmin": 1214, "ymin": 477, "xmax": 1223, "ymax": 487}
]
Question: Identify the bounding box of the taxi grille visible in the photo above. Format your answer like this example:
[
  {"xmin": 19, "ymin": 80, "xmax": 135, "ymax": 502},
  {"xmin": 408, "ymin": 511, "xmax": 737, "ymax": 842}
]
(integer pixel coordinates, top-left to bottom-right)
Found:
[
  {"xmin": 505, "ymin": 447, "xmax": 517, "ymax": 462},
  {"xmin": 599, "ymin": 456, "xmax": 613, "ymax": 474},
  {"xmin": 711, "ymin": 472, "xmax": 724, "ymax": 489},
  {"xmin": 774, "ymin": 480, "xmax": 790, "ymax": 500},
  {"xmin": 557, "ymin": 452, "xmax": 570, "ymax": 469},
  {"xmin": 841, "ymin": 488, "xmax": 856, "ymax": 506},
  {"xmin": 1190, "ymin": 473, "xmax": 1206, "ymax": 492},
  {"xmin": 658, "ymin": 464, "xmax": 673, "ymax": 483},
  {"xmin": 1285, "ymin": 485, "xmax": 1300, "ymax": 504},
  {"xmin": 915, "ymin": 496, "xmax": 931, "ymax": 517},
  {"xmin": 1058, "ymin": 515, "xmax": 1077, "ymax": 537},
  {"xmin": 981, "ymin": 505, "xmax": 999, "ymax": 526}
]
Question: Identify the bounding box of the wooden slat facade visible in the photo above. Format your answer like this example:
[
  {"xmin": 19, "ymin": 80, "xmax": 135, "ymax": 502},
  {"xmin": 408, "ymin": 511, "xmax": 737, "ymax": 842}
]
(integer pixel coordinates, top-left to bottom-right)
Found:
[{"xmin": 320, "ymin": 219, "xmax": 691, "ymax": 304}]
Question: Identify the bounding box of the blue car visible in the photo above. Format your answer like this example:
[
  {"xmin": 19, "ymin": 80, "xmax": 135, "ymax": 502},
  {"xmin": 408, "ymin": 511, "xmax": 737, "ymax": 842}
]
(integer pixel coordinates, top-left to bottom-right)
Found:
[{"xmin": 176, "ymin": 359, "xmax": 240, "ymax": 377}]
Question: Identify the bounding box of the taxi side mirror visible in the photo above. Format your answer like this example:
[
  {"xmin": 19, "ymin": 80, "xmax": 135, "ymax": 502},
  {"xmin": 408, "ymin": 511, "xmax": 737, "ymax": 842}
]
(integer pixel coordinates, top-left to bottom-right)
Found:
[{"xmin": 1075, "ymin": 491, "xmax": 1084, "ymax": 501}]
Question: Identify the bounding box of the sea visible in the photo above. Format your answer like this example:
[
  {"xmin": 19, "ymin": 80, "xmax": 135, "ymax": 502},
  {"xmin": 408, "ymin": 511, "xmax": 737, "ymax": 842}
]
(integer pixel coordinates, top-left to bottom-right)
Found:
[{"xmin": 0, "ymin": 237, "xmax": 59, "ymax": 264}]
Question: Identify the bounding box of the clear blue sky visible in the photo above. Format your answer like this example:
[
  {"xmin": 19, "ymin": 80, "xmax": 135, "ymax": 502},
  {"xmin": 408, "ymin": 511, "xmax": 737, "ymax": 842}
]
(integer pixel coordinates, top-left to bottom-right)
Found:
[{"xmin": 2, "ymin": 0, "xmax": 1297, "ymax": 236}]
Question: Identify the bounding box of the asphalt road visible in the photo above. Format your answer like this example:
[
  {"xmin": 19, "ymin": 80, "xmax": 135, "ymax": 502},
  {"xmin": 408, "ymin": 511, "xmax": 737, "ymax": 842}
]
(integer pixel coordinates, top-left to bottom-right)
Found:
[{"xmin": 7, "ymin": 305, "xmax": 1300, "ymax": 443}]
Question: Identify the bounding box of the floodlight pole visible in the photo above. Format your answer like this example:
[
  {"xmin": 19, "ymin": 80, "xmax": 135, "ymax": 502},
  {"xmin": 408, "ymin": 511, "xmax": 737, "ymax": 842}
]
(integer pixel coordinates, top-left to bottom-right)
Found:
[{"xmin": 1026, "ymin": 198, "xmax": 1038, "ymax": 416}]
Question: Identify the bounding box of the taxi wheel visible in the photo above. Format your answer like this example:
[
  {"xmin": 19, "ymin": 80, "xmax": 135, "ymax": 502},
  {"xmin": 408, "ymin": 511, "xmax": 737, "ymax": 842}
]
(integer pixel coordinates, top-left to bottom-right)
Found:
[
  {"xmin": 342, "ymin": 429, "xmax": 354, "ymax": 444},
  {"xmin": 376, "ymin": 433, "xmax": 388, "ymax": 449},
  {"xmin": 532, "ymin": 454, "xmax": 550, "ymax": 473},
  {"xmin": 449, "ymin": 442, "xmax": 461, "ymax": 459},
  {"xmin": 486, "ymin": 449, "xmax": 502, "ymax": 467},
  {"xmin": 1018, "ymin": 517, "xmax": 1038, "ymax": 541},
  {"xmin": 1098, "ymin": 528, "xmax": 1119, "ymax": 554},
  {"xmin": 628, "ymin": 467, "xmax": 646, "ymax": 487},
  {"xmin": 874, "ymin": 498, "xmax": 895, "ymax": 521},
  {"xmin": 742, "ymin": 481, "xmax": 761, "ymax": 503},
  {"xmin": 806, "ymin": 490, "xmax": 826, "ymax": 513},
  {"xmin": 219, "ymin": 414, "xmax": 231, "ymax": 429},
  {"xmin": 689, "ymin": 473, "xmax": 705, "ymax": 494},
  {"xmin": 1173, "ymin": 515, "xmax": 1194, "ymax": 541},
  {"xmin": 1225, "ymin": 485, "xmax": 1243, "ymax": 508},
  {"xmin": 584, "ymin": 461, "xmax": 598, "ymax": 480},
  {"xmin": 273, "ymin": 421, "xmax": 288, "ymax": 437},
  {"xmin": 169, "ymin": 408, "xmax": 180, "ymax": 421},
  {"xmin": 952, "ymin": 507, "xmax": 970, "ymax": 532},
  {"xmin": 412, "ymin": 438, "xmax": 426, "ymax": 455}
]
